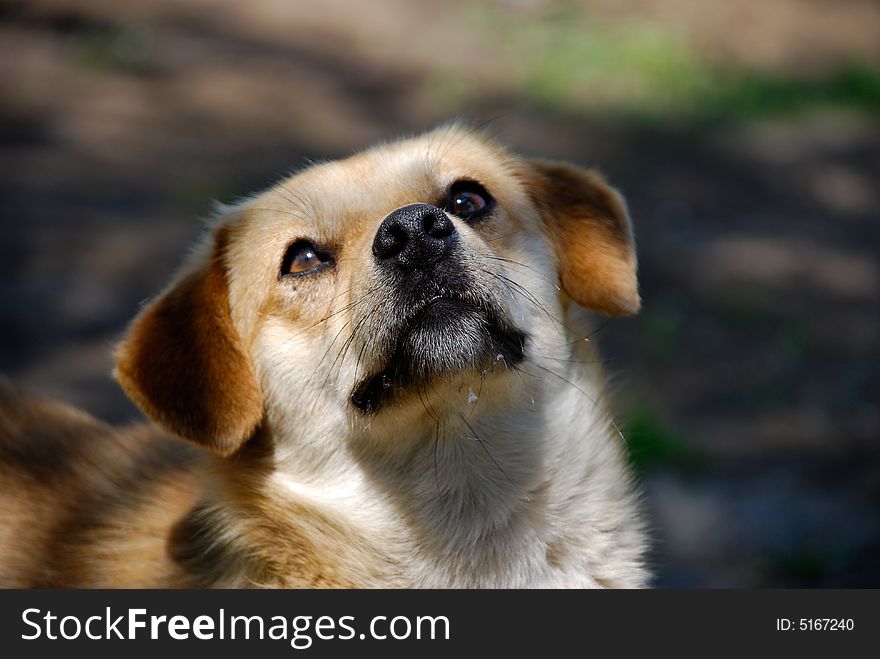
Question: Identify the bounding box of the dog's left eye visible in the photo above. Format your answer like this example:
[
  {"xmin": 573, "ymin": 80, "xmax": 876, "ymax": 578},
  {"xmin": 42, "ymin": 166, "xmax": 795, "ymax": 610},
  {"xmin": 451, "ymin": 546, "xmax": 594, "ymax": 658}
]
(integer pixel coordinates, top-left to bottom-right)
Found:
[
  {"xmin": 445, "ymin": 180, "xmax": 494, "ymax": 221},
  {"xmin": 280, "ymin": 240, "xmax": 333, "ymax": 278}
]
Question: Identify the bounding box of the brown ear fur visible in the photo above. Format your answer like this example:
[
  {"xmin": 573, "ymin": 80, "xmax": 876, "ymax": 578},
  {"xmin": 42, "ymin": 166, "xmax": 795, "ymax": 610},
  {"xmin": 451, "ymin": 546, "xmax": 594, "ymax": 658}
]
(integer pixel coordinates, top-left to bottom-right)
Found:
[
  {"xmin": 528, "ymin": 159, "xmax": 640, "ymax": 316},
  {"xmin": 114, "ymin": 228, "xmax": 262, "ymax": 456}
]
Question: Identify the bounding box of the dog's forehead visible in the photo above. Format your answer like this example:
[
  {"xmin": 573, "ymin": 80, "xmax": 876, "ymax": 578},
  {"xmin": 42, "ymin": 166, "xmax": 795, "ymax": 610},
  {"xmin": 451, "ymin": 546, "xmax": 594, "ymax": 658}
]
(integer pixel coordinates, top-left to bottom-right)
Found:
[{"xmin": 268, "ymin": 131, "xmax": 519, "ymax": 222}]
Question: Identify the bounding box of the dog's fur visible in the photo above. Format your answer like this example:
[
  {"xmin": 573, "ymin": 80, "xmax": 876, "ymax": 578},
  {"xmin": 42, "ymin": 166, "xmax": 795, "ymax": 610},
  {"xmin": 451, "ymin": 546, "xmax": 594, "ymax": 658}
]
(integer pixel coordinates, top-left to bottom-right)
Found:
[{"xmin": 0, "ymin": 125, "xmax": 648, "ymax": 588}]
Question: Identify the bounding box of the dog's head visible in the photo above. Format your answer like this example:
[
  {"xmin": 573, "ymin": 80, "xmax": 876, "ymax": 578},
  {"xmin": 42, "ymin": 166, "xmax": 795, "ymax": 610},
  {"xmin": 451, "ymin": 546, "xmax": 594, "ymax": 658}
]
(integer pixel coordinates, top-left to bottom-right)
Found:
[{"xmin": 114, "ymin": 126, "xmax": 639, "ymax": 457}]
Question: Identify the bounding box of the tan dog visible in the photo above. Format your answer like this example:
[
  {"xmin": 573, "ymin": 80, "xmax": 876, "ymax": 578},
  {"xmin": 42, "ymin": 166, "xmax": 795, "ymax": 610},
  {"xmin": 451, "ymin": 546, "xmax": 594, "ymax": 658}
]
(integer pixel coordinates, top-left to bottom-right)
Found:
[{"xmin": 0, "ymin": 125, "xmax": 647, "ymax": 588}]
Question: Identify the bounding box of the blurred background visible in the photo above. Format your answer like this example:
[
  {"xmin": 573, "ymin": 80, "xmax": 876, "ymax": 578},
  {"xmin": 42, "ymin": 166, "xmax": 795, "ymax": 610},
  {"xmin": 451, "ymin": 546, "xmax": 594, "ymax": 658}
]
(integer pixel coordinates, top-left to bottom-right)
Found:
[{"xmin": 1, "ymin": 0, "xmax": 878, "ymax": 587}]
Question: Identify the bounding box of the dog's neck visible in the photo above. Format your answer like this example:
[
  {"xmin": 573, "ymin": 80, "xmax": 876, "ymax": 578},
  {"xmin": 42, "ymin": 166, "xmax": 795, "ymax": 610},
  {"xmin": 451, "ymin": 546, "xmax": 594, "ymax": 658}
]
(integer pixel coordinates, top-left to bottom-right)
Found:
[{"xmin": 186, "ymin": 353, "xmax": 647, "ymax": 588}]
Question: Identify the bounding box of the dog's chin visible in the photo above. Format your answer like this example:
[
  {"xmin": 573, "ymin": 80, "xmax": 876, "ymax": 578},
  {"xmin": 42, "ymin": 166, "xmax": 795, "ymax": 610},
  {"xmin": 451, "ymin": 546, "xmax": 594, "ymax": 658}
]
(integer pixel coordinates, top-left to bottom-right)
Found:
[{"xmin": 350, "ymin": 298, "xmax": 526, "ymax": 415}]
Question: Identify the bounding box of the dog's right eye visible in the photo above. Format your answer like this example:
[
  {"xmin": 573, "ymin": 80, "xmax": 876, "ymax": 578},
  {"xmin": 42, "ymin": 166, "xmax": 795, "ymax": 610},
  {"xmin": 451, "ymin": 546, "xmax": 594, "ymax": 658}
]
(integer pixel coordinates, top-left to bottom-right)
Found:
[{"xmin": 280, "ymin": 240, "xmax": 333, "ymax": 278}]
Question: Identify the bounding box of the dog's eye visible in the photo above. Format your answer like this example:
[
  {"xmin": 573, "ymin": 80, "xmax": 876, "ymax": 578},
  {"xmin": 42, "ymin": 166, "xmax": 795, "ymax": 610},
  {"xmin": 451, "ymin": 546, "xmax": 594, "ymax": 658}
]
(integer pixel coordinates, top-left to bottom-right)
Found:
[
  {"xmin": 445, "ymin": 180, "xmax": 494, "ymax": 221},
  {"xmin": 280, "ymin": 240, "xmax": 333, "ymax": 278}
]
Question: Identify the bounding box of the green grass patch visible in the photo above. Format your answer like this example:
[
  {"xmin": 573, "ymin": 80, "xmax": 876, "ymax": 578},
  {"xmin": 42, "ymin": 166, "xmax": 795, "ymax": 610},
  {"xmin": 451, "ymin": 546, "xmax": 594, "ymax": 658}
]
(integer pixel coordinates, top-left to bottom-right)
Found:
[
  {"xmin": 775, "ymin": 320, "xmax": 812, "ymax": 361},
  {"xmin": 451, "ymin": 2, "xmax": 880, "ymax": 120},
  {"xmin": 707, "ymin": 63, "xmax": 880, "ymax": 119},
  {"xmin": 762, "ymin": 546, "xmax": 832, "ymax": 585},
  {"xmin": 71, "ymin": 24, "xmax": 156, "ymax": 76},
  {"xmin": 640, "ymin": 304, "xmax": 685, "ymax": 359},
  {"xmin": 622, "ymin": 403, "xmax": 708, "ymax": 474}
]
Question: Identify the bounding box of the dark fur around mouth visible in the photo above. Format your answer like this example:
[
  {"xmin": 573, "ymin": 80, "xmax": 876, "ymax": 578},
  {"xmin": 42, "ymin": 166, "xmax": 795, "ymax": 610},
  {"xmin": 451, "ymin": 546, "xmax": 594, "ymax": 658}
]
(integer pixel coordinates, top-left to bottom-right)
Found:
[{"xmin": 350, "ymin": 298, "xmax": 527, "ymax": 415}]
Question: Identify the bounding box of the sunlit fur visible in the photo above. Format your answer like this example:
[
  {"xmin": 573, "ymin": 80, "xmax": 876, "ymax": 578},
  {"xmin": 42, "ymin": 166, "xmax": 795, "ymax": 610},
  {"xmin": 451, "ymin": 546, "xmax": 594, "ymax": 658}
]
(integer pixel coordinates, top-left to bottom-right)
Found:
[{"xmin": 0, "ymin": 125, "xmax": 647, "ymax": 588}]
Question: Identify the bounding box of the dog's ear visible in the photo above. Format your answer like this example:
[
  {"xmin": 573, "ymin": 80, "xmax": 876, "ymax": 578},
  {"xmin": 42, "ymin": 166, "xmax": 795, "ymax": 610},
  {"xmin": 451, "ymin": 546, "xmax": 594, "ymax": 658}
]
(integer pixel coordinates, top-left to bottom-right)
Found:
[
  {"xmin": 114, "ymin": 227, "xmax": 263, "ymax": 456},
  {"xmin": 527, "ymin": 159, "xmax": 640, "ymax": 316}
]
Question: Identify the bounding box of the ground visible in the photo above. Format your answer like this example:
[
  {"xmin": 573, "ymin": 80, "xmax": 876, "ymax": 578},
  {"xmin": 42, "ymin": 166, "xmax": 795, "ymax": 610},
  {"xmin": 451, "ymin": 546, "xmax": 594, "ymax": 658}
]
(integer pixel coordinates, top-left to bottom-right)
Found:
[{"xmin": 1, "ymin": 0, "xmax": 878, "ymax": 586}]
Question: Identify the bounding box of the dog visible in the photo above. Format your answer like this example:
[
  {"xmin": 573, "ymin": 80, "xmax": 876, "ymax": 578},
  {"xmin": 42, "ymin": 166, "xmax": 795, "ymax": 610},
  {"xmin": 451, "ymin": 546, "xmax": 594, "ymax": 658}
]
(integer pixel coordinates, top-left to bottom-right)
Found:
[{"xmin": 0, "ymin": 125, "xmax": 648, "ymax": 588}]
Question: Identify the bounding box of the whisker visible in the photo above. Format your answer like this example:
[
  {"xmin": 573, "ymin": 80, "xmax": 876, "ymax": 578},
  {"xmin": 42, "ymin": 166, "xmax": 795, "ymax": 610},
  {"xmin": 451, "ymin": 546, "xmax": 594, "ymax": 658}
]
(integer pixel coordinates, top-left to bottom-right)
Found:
[
  {"xmin": 554, "ymin": 316, "xmax": 615, "ymax": 347},
  {"xmin": 464, "ymin": 369, "xmax": 486, "ymax": 422},
  {"xmin": 416, "ymin": 384, "xmax": 442, "ymax": 427},
  {"xmin": 304, "ymin": 300, "xmax": 379, "ymax": 421},
  {"xmin": 484, "ymin": 255, "xmax": 560, "ymax": 289},
  {"xmin": 483, "ymin": 268, "xmax": 569, "ymax": 335},
  {"xmin": 459, "ymin": 416, "xmax": 516, "ymax": 487},
  {"xmin": 432, "ymin": 419, "xmax": 442, "ymax": 493},
  {"xmin": 311, "ymin": 319, "xmax": 352, "ymax": 384},
  {"xmin": 509, "ymin": 361, "xmax": 535, "ymax": 405},
  {"xmin": 275, "ymin": 185, "xmax": 317, "ymax": 219},
  {"xmin": 325, "ymin": 296, "xmax": 388, "ymax": 392},
  {"xmin": 517, "ymin": 363, "xmax": 624, "ymax": 440},
  {"xmin": 279, "ymin": 288, "xmax": 373, "ymax": 346},
  {"xmin": 245, "ymin": 207, "xmax": 308, "ymax": 220},
  {"xmin": 538, "ymin": 354, "xmax": 610, "ymax": 365}
]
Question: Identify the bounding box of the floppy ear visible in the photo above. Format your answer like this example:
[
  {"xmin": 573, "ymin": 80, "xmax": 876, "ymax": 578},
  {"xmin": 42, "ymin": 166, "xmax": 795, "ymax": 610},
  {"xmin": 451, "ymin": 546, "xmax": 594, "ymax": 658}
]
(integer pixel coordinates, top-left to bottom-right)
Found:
[
  {"xmin": 114, "ymin": 228, "xmax": 263, "ymax": 456},
  {"xmin": 528, "ymin": 159, "xmax": 640, "ymax": 316}
]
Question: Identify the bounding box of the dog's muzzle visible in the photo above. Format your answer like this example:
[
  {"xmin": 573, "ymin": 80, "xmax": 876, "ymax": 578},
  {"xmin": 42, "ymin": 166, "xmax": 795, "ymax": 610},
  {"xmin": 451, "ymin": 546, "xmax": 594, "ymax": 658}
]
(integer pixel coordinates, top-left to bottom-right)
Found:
[{"xmin": 349, "ymin": 204, "xmax": 526, "ymax": 415}]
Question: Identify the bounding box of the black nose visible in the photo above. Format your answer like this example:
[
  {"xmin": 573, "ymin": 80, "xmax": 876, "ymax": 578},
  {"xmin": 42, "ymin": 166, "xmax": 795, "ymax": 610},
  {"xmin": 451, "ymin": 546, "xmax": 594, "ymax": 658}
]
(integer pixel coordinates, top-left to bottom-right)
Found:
[{"xmin": 373, "ymin": 204, "xmax": 457, "ymax": 269}]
